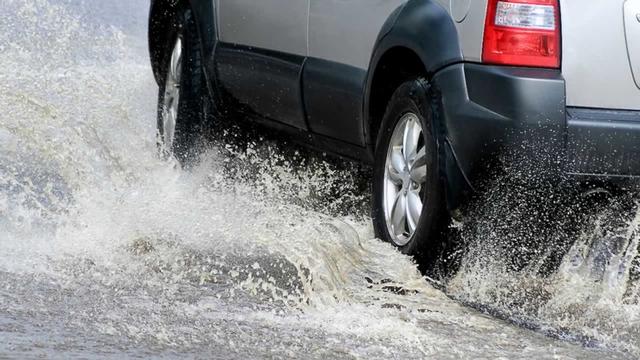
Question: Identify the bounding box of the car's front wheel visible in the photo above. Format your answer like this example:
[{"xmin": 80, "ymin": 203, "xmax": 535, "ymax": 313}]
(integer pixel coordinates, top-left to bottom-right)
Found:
[
  {"xmin": 156, "ymin": 5, "xmax": 211, "ymax": 165},
  {"xmin": 372, "ymin": 78, "xmax": 447, "ymax": 261}
]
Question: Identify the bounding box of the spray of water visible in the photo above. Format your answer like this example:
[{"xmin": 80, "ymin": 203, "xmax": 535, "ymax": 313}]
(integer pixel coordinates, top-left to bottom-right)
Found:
[
  {"xmin": 447, "ymin": 151, "xmax": 640, "ymax": 355},
  {"xmin": 0, "ymin": 0, "xmax": 636, "ymax": 358}
]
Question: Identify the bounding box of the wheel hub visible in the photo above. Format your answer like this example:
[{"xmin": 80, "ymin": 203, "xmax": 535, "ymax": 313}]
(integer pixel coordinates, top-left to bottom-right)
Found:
[{"xmin": 382, "ymin": 113, "xmax": 428, "ymax": 246}]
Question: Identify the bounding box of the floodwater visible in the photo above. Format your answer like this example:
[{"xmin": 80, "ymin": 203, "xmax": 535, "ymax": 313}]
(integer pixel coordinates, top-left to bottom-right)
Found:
[{"xmin": 1, "ymin": 1, "xmax": 639, "ymax": 359}]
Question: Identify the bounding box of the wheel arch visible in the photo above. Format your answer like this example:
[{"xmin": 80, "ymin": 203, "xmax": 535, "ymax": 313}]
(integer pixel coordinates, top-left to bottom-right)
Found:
[
  {"xmin": 364, "ymin": 0, "xmax": 466, "ymax": 210},
  {"xmin": 148, "ymin": 0, "xmax": 216, "ymax": 85},
  {"xmin": 364, "ymin": 0, "xmax": 462, "ymax": 147}
]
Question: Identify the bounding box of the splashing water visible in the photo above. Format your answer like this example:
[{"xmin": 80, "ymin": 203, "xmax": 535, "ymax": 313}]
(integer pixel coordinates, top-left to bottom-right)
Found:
[
  {"xmin": 0, "ymin": 0, "xmax": 636, "ymax": 358},
  {"xmin": 447, "ymin": 160, "xmax": 640, "ymax": 356}
]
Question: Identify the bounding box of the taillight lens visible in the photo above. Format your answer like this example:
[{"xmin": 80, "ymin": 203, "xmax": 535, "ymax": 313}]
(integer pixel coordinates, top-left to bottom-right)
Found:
[{"xmin": 482, "ymin": 0, "xmax": 561, "ymax": 68}]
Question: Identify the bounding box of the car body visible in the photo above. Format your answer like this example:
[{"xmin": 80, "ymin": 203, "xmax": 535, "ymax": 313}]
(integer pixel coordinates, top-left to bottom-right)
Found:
[{"xmin": 149, "ymin": 0, "xmax": 640, "ymax": 256}]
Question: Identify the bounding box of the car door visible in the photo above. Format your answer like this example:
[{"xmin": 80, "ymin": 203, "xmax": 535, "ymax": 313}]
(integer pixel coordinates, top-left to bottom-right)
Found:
[
  {"xmin": 215, "ymin": 0, "xmax": 309, "ymax": 130},
  {"xmin": 304, "ymin": 0, "xmax": 408, "ymax": 146}
]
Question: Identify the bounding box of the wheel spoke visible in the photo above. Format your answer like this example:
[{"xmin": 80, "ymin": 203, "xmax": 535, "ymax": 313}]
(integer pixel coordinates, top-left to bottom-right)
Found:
[
  {"xmin": 387, "ymin": 166, "xmax": 403, "ymax": 185},
  {"xmin": 388, "ymin": 147, "xmax": 406, "ymax": 184},
  {"xmin": 170, "ymin": 38, "xmax": 182, "ymax": 84},
  {"xmin": 390, "ymin": 192, "xmax": 407, "ymax": 236},
  {"xmin": 410, "ymin": 147, "xmax": 427, "ymax": 184},
  {"xmin": 384, "ymin": 182, "xmax": 399, "ymax": 219},
  {"xmin": 163, "ymin": 105, "xmax": 176, "ymax": 148},
  {"xmin": 403, "ymin": 117, "xmax": 421, "ymax": 163},
  {"xmin": 406, "ymin": 190, "xmax": 423, "ymax": 233}
]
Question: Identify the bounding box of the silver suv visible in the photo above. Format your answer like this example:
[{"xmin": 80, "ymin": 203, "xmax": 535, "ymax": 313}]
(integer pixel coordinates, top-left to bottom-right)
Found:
[{"xmin": 148, "ymin": 0, "xmax": 640, "ymax": 259}]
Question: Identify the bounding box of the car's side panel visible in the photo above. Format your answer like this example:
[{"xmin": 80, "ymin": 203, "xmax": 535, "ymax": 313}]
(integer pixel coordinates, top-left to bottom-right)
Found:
[
  {"xmin": 216, "ymin": 44, "xmax": 308, "ymax": 130},
  {"xmin": 303, "ymin": 1, "xmax": 409, "ymax": 146},
  {"xmin": 626, "ymin": 0, "xmax": 640, "ymax": 89},
  {"xmin": 304, "ymin": 0, "xmax": 454, "ymax": 146},
  {"xmin": 561, "ymin": 0, "xmax": 640, "ymax": 110},
  {"xmin": 302, "ymin": 59, "xmax": 368, "ymax": 145},
  {"xmin": 216, "ymin": 0, "xmax": 308, "ymax": 56},
  {"xmin": 308, "ymin": 0, "xmax": 408, "ymax": 70},
  {"xmin": 214, "ymin": 0, "xmax": 309, "ymax": 129},
  {"xmin": 453, "ymin": 0, "xmax": 486, "ymax": 62},
  {"xmin": 212, "ymin": 0, "xmax": 466, "ymax": 168}
]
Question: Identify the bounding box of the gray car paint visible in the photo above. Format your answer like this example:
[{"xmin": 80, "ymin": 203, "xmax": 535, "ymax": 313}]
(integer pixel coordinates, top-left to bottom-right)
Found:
[
  {"xmin": 625, "ymin": 0, "xmax": 640, "ymax": 89},
  {"xmin": 214, "ymin": 0, "xmax": 486, "ymax": 69},
  {"xmin": 215, "ymin": 0, "xmax": 638, "ymax": 110},
  {"xmin": 561, "ymin": 0, "xmax": 640, "ymax": 110},
  {"xmin": 450, "ymin": 0, "xmax": 470, "ymax": 22},
  {"xmin": 308, "ymin": 0, "xmax": 408, "ymax": 70},
  {"xmin": 216, "ymin": 0, "xmax": 309, "ymax": 56},
  {"xmin": 453, "ymin": 0, "xmax": 486, "ymax": 62},
  {"xmin": 217, "ymin": 0, "xmax": 454, "ymax": 70},
  {"xmin": 309, "ymin": 0, "xmax": 461, "ymax": 70}
]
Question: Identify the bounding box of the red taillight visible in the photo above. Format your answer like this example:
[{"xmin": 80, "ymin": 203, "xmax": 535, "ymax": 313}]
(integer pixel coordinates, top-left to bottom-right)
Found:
[{"xmin": 482, "ymin": 0, "xmax": 561, "ymax": 68}]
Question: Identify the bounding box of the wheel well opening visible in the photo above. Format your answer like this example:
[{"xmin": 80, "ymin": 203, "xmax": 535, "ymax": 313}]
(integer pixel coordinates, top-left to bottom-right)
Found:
[{"xmin": 368, "ymin": 47, "xmax": 427, "ymax": 147}]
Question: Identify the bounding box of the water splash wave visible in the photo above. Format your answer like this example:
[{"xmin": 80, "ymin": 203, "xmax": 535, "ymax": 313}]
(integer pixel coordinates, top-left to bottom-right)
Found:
[{"xmin": 0, "ymin": 0, "xmax": 635, "ymax": 358}]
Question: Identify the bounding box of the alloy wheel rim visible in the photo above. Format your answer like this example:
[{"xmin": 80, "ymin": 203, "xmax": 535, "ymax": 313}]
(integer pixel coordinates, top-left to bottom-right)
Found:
[
  {"xmin": 161, "ymin": 36, "xmax": 183, "ymax": 153},
  {"xmin": 383, "ymin": 113, "xmax": 428, "ymax": 246}
]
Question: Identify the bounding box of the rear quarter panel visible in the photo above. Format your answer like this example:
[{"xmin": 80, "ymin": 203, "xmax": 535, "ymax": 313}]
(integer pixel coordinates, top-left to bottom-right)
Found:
[
  {"xmin": 308, "ymin": 0, "xmax": 409, "ymax": 69},
  {"xmin": 561, "ymin": 0, "xmax": 640, "ymax": 110}
]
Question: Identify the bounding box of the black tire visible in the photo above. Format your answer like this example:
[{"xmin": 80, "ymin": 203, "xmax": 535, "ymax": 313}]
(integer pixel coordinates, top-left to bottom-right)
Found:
[
  {"xmin": 156, "ymin": 5, "xmax": 211, "ymax": 165},
  {"xmin": 372, "ymin": 78, "xmax": 447, "ymax": 261}
]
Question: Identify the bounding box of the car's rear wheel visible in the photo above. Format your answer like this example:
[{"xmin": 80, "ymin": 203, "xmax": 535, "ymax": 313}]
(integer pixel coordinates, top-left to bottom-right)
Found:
[
  {"xmin": 157, "ymin": 5, "xmax": 211, "ymax": 165},
  {"xmin": 372, "ymin": 79, "xmax": 447, "ymax": 261}
]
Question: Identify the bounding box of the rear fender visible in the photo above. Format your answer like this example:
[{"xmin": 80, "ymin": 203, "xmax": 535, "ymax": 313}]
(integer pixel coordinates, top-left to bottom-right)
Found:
[
  {"xmin": 365, "ymin": 0, "xmax": 466, "ymax": 209},
  {"xmin": 365, "ymin": 0, "xmax": 463, "ymax": 146}
]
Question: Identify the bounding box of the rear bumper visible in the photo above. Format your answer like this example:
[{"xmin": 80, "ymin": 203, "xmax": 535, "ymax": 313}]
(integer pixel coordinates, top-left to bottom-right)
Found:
[{"xmin": 432, "ymin": 63, "xmax": 640, "ymax": 203}]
